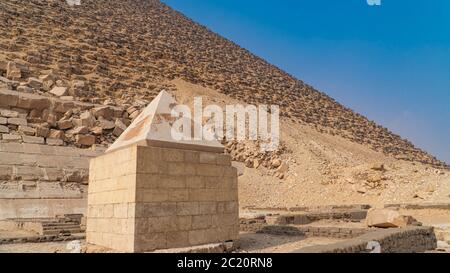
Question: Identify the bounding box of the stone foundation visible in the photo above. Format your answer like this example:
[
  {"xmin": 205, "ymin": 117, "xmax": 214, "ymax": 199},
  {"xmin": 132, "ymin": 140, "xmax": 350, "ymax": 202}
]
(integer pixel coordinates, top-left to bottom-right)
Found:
[{"xmin": 86, "ymin": 144, "xmax": 239, "ymax": 252}]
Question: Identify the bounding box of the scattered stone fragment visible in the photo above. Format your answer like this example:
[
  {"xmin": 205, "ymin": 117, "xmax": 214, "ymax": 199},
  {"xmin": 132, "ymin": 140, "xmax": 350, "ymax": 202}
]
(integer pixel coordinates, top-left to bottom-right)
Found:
[
  {"xmin": 62, "ymin": 169, "xmax": 86, "ymax": 183},
  {"xmin": 92, "ymin": 106, "xmax": 113, "ymax": 119},
  {"xmin": 0, "ymin": 109, "xmax": 19, "ymax": 118},
  {"xmin": 26, "ymin": 77, "xmax": 43, "ymax": 89},
  {"xmin": 253, "ymin": 159, "xmax": 261, "ymax": 169},
  {"xmin": 1, "ymin": 134, "xmax": 21, "ymax": 142},
  {"xmin": 48, "ymin": 129, "xmax": 65, "ymax": 139},
  {"xmin": 112, "ymin": 118, "xmax": 127, "ymax": 137},
  {"xmin": 17, "ymin": 86, "xmax": 32, "ymax": 93},
  {"xmin": 6, "ymin": 62, "xmax": 21, "ymax": 80},
  {"xmin": 7, "ymin": 117, "xmax": 27, "ymax": 126},
  {"xmin": 57, "ymin": 119, "xmax": 73, "ymax": 130},
  {"xmin": 46, "ymin": 113, "xmax": 58, "ymax": 127},
  {"xmin": 276, "ymin": 162, "xmax": 289, "ymax": 174},
  {"xmin": 79, "ymin": 111, "xmax": 95, "ymax": 127}
]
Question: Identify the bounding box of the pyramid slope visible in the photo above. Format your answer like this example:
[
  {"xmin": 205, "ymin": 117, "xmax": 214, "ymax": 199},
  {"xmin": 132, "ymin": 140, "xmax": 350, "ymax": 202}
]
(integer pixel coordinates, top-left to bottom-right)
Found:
[
  {"xmin": 0, "ymin": 0, "xmax": 446, "ymax": 167},
  {"xmin": 106, "ymin": 90, "xmax": 224, "ymax": 153}
]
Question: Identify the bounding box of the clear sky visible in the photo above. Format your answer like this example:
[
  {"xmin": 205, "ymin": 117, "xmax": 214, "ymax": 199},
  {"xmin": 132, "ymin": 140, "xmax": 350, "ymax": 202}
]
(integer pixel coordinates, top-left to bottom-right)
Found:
[{"xmin": 162, "ymin": 0, "xmax": 450, "ymax": 164}]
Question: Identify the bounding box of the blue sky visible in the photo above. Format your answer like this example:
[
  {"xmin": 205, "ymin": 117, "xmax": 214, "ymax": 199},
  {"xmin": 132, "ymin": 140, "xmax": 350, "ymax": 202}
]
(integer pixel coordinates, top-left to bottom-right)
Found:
[{"xmin": 162, "ymin": 0, "xmax": 450, "ymax": 163}]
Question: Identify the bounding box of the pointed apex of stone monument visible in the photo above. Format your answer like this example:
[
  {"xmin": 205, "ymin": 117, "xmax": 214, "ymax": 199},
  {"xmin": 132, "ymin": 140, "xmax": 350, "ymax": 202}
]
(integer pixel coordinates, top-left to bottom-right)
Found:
[{"xmin": 106, "ymin": 90, "xmax": 224, "ymax": 153}]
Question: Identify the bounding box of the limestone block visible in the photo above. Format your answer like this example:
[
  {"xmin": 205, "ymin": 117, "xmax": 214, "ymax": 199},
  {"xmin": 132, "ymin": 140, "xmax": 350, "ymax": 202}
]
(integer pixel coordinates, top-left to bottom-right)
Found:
[
  {"xmin": 0, "ymin": 89, "xmax": 19, "ymax": 107},
  {"xmin": 0, "ymin": 109, "xmax": 19, "ymax": 118},
  {"xmin": 7, "ymin": 117, "xmax": 27, "ymax": 126},
  {"xmin": 186, "ymin": 176, "xmax": 204, "ymax": 188},
  {"xmin": 87, "ymin": 144, "xmax": 238, "ymax": 252},
  {"xmin": 49, "ymin": 86, "xmax": 68, "ymax": 97},
  {"xmin": 46, "ymin": 138, "xmax": 64, "ymax": 146},
  {"xmin": 75, "ymin": 134, "xmax": 96, "ymax": 146},
  {"xmin": 16, "ymin": 92, "xmax": 50, "ymax": 110},
  {"xmin": 166, "ymin": 231, "xmax": 189, "ymax": 248}
]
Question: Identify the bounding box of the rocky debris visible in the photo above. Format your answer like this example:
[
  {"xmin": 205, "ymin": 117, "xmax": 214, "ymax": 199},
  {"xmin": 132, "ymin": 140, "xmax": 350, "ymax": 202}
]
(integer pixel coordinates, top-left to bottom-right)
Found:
[
  {"xmin": 7, "ymin": 118, "xmax": 27, "ymax": 126},
  {"xmin": 224, "ymin": 140, "xmax": 290, "ymax": 178},
  {"xmin": 371, "ymin": 163, "xmax": 386, "ymax": 172},
  {"xmin": 6, "ymin": 62, "xmax": 21, "ymax": 80},
  {"xmin": 22, "ymin": 135, "xmax": 45, "ymax": 144},
  {"xmin": 90, "ymin": 126, "xmax": 103, "ymax": 135},
  {"xmin": 0, "ymin": 109, "xmax": 19, "ymax": 118},
  {"xmin": 0, "ymin": 0, "xmax": 446, "ymax": 169},
  {"xmin": 0, "ymin": 125, "xmax": 9, "ymax": 133},
  {"xmin": 49, "ymin": 86, "xmax": 68, "ymax": 97},
  {"xmin": 62, "ymin": 169, "xmax": 88, "ymax": 183},
  {"xmin": 413, "ymin": 184, "xmax": 437, "ymax": 200},
  {"xmin": 365, "ymin": 208, "xmax": 421, "ymax": 228},
  {"xmin": 1, "ymin": 134, "xmax": 21, "ymax": 142},
  {"xmin": 70, "ymin": 80, "xmax": 87, "ymax": 97},
  {"xmin": 275, "ymin": 162, "xmax": 289, "ymax": 178},
  {"xmin": 18, "ymin": 125, "xmax": 35, "ymax": 136},
  {"xmin": 17, "ymin": 85, "xmax": 32, "ymax": 93},
  {"xmin": 71, "ymin": 126, "xmax": 89, "ymax": 135}
]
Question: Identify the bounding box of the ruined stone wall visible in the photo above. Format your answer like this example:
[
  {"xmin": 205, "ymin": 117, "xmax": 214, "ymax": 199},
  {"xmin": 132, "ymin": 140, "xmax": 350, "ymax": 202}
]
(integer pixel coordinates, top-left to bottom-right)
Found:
[
  {"xmin": 0, "ymin": 88, "xmax": 129, "ymax": 148},
  {"xmin": 0, "ymin": 88, "xmax": 127, "ymax": 219}
]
